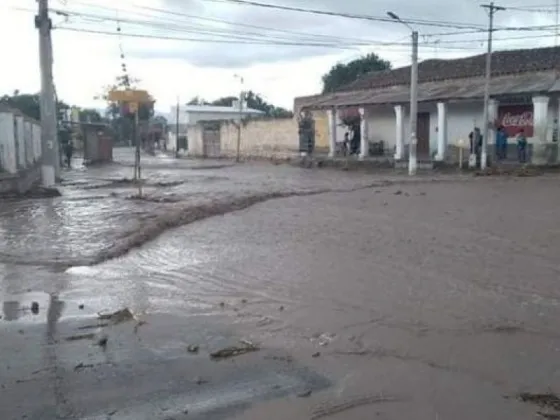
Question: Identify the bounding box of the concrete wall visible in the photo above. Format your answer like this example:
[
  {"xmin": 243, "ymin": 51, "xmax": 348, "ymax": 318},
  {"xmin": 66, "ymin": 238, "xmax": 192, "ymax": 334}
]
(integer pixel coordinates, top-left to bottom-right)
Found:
[
  {"xmin": 187, "ymin": 117, "xmax": 299, "ymax": 158},
  {"xmin": 0, "ymin": 109, "xmax": 42, "ymax": 193}
]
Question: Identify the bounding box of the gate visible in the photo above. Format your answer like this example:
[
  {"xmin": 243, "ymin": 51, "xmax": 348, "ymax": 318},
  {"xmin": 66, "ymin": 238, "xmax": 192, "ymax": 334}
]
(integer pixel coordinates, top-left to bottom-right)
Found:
[{"xmin": 202, "ymin": 123, "xmax": 221, "ymax": 157}]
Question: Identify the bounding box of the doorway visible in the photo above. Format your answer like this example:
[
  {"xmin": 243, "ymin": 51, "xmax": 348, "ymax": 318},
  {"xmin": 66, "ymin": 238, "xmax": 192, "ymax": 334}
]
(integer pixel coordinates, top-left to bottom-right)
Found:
[{"xmin": 416, "ymin": 112, "xmax": 430, "ymax": 157}]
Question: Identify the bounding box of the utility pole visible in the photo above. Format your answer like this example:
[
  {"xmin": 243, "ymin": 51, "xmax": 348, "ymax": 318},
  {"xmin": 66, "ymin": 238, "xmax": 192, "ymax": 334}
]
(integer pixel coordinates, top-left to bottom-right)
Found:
[
  {"xmin": 480, "ymin": 2, "xmax": 505, "ymax": 170},
  {"xmin": 36, "ymin": 0, "xmax": 59, "ymax": 186},
  {"xmin": 175, "ymin": 97, "xmax": 180, "ymax": 158},
  {"xmin": 236, "ymin": 90, "xmax": 243, "ymax": 162},
  {"xmin": 234, "ymin": 74, "xmax": 243, "ymax": 163},
  {"xmin": 409, "ymin": 30, "xmax": 419, "ymax": 176}
]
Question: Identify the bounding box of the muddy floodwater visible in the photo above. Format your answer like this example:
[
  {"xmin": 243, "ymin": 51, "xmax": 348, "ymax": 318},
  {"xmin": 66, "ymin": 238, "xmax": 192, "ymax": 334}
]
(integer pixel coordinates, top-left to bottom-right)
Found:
[{"xmin": 1, "ymin": 149, "xmax": 560, "ymax": 419}]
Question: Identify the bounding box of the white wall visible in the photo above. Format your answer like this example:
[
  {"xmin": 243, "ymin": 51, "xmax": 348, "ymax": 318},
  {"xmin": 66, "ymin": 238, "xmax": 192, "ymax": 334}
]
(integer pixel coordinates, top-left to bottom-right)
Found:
[
  {"xmin": 362, "ymin": 99, "xmax": 560, "ymax": 156},
  {"xmin": 0, "ymin": 112, "xmax": 16, "ymax": 173}
]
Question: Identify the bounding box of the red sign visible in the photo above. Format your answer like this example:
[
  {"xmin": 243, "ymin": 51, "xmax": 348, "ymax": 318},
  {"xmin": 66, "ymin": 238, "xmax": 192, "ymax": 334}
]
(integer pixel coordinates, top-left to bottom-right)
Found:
[{"xmin": 498, "ymin": 105, "xmax": 533, "ymax": 137}]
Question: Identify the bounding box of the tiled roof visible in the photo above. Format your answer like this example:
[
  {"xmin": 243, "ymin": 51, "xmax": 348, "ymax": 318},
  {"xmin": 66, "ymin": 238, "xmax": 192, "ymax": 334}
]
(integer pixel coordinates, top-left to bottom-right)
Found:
[{"xmin": 338, "ymin": 46, "xmax": 560, "ymax": 92}]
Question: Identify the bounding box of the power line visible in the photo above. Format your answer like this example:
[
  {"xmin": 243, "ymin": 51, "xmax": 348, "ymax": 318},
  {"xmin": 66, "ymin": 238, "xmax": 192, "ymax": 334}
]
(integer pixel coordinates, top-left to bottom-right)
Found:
[
  {"xmin": 48, "ymin": 7, "xmax": 560, "ymax": 47},
  {"xmin": 196, "ymin": 0, "xmax": 490, "ymax": 30}
]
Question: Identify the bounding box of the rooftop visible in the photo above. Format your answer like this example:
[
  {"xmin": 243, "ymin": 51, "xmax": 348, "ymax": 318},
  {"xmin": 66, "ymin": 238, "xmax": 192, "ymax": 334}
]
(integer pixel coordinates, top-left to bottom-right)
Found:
[
  {"xmin": 180, "ymin": 105, "xmax": 264, "ymax": 114},
  {"xmin": 338, "ymin": 46, "xmax": 560, "ymax": 92},
  {"xmin": 294, "ymin": 46, "xmax": 560, "ymax": 109}
]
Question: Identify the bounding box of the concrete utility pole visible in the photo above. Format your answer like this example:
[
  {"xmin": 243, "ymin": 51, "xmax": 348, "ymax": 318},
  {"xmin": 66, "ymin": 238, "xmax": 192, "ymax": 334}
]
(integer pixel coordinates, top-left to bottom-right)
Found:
[
  {"xmin": 175, "ymin": 96, "xmax": 180, "ymax": 158},
  {"xmin": 387, "ymin": 12, "xmax": 418, "ymax": 175},
  {"xmin": 480, "ymin": 2, "xmax": 505, "ymax": 170},
  {"xmin": 409, "ymin": 30, "xmax": 419, "ymax": 176},
  {"xmin": 36, "ymin": 0, "xmax": 59, "ymax": 186},
  {"xmin": 234, "ymin": 74, "xmax": 244, "ymax": 162}
]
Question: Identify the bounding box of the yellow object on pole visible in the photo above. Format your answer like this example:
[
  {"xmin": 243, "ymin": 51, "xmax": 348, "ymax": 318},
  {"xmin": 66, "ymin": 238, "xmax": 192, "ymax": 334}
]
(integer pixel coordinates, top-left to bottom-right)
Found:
[{"xmin": 108, "ymin": 89, "xmax": 153, "ymax": 103}]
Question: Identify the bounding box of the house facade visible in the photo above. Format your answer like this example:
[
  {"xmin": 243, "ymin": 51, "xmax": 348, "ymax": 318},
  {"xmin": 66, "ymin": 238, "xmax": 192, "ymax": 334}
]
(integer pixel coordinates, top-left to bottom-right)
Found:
[
  {"xmin": 295, "ymin": 46, "xmax": 560, "ymax": 165},
  {"xmin": 167, "ymin": 103, "xmax": 265, "ymax": 152}
]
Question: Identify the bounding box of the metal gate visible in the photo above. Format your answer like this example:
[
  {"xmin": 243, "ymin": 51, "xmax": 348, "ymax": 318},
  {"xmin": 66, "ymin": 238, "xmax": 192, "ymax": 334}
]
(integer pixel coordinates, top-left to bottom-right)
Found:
[{"xmin": 202, "ymin": 123, "xmax": 221, "ymax": 157}]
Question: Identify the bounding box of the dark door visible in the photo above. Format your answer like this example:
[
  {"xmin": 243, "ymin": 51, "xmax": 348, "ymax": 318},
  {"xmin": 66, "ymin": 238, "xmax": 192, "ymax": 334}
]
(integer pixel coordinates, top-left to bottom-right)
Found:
[{"xmin": 416, "ymin": 112, "xmax": 430, "ymax": 157}]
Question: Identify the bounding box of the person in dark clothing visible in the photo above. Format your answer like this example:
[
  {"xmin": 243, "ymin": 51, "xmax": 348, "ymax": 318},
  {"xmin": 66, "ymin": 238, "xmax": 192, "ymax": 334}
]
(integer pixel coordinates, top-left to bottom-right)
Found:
[
  {"xmin": 516, "ymin": 128, "xmax": 527, "ymax": 164},
  {"xmin": 495, "ymin": 125, "xmax": 508, "ymax": 160},
  {"xmin": 64, "ymin": 141, "xmax": 73, "ymax": 168},
  {"xmin": 469, "ymin": 127, "xmax": 483, "ymax": 167}
]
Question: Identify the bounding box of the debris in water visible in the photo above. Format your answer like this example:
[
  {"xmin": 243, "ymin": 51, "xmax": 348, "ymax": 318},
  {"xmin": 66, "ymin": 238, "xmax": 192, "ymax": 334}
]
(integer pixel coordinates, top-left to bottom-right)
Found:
[
  {"xmin": 74, "ymin": 363, "xmax": 94, "ymax": 372},
  {"xmin": 538, "ymin": 413, "xmax": 560, "ymax": 419},
  {"xmin": 194, "ymin": 376, "xmax": 208, "ymax": 385},
  {"xmin": 241, "ymin": 299, "xmax": 248, "ymax": 304},
  {"xmin": 219, "ymin": 302, "xmax": 225, "ymax": 308},
  {"xmin": 312, "ymin": 352, "xmax": 321, "ymax": 358},
  {"xmin": 517, "ymin": 393, "xmax": 560, "ymax": 411},
  {"xmin": 97, "ymin": 335, "xmax": 108, "ymax": 349},
  {"xmin": 278, "ymin": 306, "xmax": 284, "ymax": 311},
  {"xmin": 98, "ymin": 308, "xmax": 135, "ymax": 324},
  {"xmin": 313, "ymin": 333, "xmax": 335, "ymax": 347},
  {"xmin": 65, "ymin": 333, "xmax": 96, "ymax": 342},
  {"xmin": 31, "ymin": 302, "xmax": 39, "ymax": 315},
  {"xmin": 393, "ymin": 190, "xmax": 402, "ymax": 195},
  {"xmin": 133, "ymin": 320, "xmax": 147, "ymax": 334},
  {"xmin": 310, "ymin": 394, "xmax": 402, "ymax": 419},
  {"xmin": 18, "ymin": 329, "xmax": 24, "ymax": 335},
  {"xmin": 187, "ymin": 344, "xmax": 200, "ymax": 354},
  {"xmin": 257, "ymin": 317, "xmax": 274, "ymax": 327},
  {"xmin": 210, "ymin": 340, "xmax": 259, "ymax": 360},
  {"xmin": 78, "ymin": 304, "xmax": 85, "ymax": 310},
  {"xmin": 78, "ymin": 323, "xmax": 109, "ymax": 330},
  {"xmin": 297, "ymin": 389, "xmax": 312, "ymax": 398}
]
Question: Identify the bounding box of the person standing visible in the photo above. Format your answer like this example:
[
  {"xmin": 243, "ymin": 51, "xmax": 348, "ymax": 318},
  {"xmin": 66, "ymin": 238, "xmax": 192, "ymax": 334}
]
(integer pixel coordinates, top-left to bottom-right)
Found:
[
  {"xmin": 495, "ymin": 126, "xmax": 508, "ymax": 160},
  {"xmin": 516, "ymin": 128, "xmax": 527, "ymax": 164}
]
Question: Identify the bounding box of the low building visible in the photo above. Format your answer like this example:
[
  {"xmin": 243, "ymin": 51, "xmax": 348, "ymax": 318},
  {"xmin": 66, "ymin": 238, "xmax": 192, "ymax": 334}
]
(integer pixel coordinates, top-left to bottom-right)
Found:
[
  {"xmin": 167, "ymin": 103, "xmax": 265, "ymax": 152},
  {"xmin": 295, "ymin": 46, "xmax": 560, "ymax": 165}
]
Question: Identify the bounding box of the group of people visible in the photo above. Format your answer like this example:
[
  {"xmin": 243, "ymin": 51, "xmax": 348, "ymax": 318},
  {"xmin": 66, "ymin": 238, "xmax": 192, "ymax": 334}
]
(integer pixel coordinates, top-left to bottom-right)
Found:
[
  {"xmin": 495, "ymin": 126, "xmax": 527, "ymax": 163},
  {"xmin": 469, "ymin": 126, "xmax": 528, "ymax": 164}
]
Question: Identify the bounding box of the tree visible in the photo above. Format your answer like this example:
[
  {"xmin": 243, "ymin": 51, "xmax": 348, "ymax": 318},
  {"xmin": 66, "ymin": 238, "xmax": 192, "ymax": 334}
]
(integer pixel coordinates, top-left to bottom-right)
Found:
[
  {"xmin": 98, "ymin": 75, "xmax": 155, "ymax": 145},
  {"xmin": 79, "ymin": 108, "xmax": 102, "ymax": 123},
  {"xmin": 187, "ymin": 96, "xmax": 209, "ymax": 105},
  {"xmin": 322, "ymin": 53, "xmax": 391, "ymax": 93},
  {"xmin": 0, "ymin": 90, "xmax": 73, "ymax": 125}
]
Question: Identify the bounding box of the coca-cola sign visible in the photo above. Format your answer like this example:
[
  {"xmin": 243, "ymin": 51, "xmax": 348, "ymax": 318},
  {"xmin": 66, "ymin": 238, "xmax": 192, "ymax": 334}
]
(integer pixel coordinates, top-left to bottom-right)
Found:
[{"xmin": 498, "ymin": 105, "xmax": 533, "ymax": 137}]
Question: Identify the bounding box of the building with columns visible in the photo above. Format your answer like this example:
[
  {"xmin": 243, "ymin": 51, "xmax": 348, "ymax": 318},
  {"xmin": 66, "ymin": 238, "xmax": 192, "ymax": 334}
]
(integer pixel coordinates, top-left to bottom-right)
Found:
[{"xmin": 294, "ymin": 46, "xmax": 560, "ymax": 165}]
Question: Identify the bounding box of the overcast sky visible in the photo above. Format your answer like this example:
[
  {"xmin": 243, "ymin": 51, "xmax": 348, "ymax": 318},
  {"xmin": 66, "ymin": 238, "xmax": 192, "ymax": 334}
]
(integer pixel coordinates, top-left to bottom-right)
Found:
[{"xmin": 0, "ymin": 0, "xmax": 555, "ymax": 112}]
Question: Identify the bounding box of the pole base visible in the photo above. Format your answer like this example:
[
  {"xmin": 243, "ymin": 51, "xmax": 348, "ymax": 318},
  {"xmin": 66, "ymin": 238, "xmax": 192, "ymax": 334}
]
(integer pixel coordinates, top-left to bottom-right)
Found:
[{"xmin": 41, "ymin": 165, "xmax": 56, "ymax": 187}]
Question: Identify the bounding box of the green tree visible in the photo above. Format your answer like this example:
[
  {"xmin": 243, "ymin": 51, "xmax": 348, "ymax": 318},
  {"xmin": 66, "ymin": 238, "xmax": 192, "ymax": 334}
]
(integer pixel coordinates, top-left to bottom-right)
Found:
[
  {"xmin": 187, "ymin": 96, "xmax": 209, "ymax": 105},
  {"xmin": 79, "ymin": 108, "xmax": 102, "ymax": 123},
  {"xmin": 98, "ymin": 75, "xmax": 155, "ymax": 145},
  {"xmin": 0, "ymin": 90, "xmax": 71, "ymax": 122},
  {"xmin": 198, "ymin": 91, "xmax": 292, "ymax": 118},
  {"xmin": 322, "ymin": 53, "xmax": 391, "ymax": 93}
]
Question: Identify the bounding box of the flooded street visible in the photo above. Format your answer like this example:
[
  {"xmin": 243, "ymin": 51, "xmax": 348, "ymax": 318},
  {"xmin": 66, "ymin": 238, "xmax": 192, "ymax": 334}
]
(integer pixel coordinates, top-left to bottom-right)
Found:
[{"xmin": 2, "ymin": 149, "xmax": 560, "ymax": 419}]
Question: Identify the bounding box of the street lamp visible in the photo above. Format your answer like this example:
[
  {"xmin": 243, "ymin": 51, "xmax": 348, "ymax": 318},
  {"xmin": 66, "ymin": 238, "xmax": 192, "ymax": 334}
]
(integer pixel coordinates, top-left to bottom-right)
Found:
[{"xmin": 388, "ymin": 11, "xmax": 418, "ymax": 176}]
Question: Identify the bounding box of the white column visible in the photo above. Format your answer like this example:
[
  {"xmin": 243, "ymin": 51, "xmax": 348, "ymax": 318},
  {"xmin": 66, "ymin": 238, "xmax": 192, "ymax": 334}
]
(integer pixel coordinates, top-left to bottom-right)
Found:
[
  {"xmin": 358, "ymin": 107, "xmax": 368, "ymax": 160},
  {"xmin": 435, "ymin": 102, "xmax": 448, "ymax": 161},
  {"xmin": 394, "ymin": 105, "xmax": 405, "ymax": 160},
  {"xmin": 532, "ymin": 95, "xmax": 550, "ymax": 165},
  {"xmin": 327, "ymin": 107, "xmax": 337, "ymax": 158},
  {"xmin": 488, "ymin": 99, "xmax": 499, "ymax": 162}
]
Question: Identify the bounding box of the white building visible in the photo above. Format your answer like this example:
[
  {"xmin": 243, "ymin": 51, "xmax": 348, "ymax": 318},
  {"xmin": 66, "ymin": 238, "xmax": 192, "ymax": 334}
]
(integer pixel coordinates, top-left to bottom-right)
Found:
[
  {"xmin": 166, "ymin": 103, "xmax": 265, "ymax": 152},
  {"xmin": 295, "ymin": 46, "xmax": 560, "ymax": 165}
]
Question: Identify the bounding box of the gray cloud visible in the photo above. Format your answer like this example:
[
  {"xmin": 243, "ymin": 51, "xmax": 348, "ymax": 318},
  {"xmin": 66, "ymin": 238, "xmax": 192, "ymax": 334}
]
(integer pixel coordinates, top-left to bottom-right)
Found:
[{"xmin": 124, "ymin": 0, "xmax": 556, "ymax": 68}]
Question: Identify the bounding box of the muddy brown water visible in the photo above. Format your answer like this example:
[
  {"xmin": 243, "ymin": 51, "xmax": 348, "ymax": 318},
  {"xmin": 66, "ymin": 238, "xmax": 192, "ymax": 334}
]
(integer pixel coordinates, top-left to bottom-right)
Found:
[{"xmin": 2, "ymin": 150, "xmax": 560, "ymax": 419}]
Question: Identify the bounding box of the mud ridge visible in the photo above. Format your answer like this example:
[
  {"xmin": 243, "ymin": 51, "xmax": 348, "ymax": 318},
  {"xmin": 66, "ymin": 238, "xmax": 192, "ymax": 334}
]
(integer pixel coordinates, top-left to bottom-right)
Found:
[
  {"xmin": 87, "ymin": 176, "xmax": 480, "ymax": 266},
  {"xmin": 88, "ymin": 182, "xmax": 400, "ymax": 266}
]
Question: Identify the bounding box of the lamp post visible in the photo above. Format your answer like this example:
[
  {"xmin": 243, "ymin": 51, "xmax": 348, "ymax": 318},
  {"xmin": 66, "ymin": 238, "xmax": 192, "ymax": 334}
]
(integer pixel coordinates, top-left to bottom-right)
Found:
[{"xmin": 388, "ymin": 12, "xmax": 418, "ymax": 176}]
